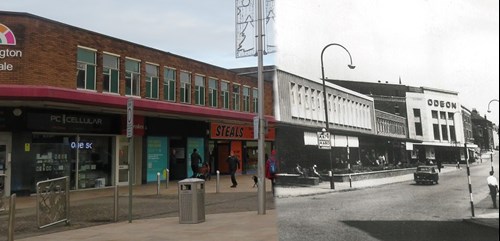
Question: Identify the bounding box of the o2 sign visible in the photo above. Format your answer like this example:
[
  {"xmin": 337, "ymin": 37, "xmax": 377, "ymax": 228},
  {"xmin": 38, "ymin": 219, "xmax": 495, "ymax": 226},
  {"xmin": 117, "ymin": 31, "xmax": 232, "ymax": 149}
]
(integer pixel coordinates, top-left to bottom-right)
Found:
[{"xmin": 70, "ymin": 141, "xmax": 93, "ymax": 149}]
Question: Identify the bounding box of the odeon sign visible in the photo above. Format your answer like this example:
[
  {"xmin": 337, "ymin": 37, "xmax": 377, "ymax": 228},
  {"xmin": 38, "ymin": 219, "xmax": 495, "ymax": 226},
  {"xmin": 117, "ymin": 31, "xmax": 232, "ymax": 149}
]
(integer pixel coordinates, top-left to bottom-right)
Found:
[
  {"xmin": 0, "ymin": 23, "xmax": 22, "ymax": 72},
  {"xmin": 427, "ymin": 98, "xmax": 457, "ymax": 109}
]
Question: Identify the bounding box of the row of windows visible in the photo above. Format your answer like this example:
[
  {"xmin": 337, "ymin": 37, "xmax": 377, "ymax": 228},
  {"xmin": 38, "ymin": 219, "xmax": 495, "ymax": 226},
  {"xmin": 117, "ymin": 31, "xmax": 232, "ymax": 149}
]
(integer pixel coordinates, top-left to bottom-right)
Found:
[
  {"xmin": 376, "ymin": 118, "xmax": 406, "ymax": 136},
  {"xmin": 76, "ymin": 47, "xmax": 259, "ymax": 112},
  {"xmin": 412, "ymin": 108, "xmax": 461, "ymax": 141},
  {"xmin": 289, "ymin": 83, "xmax": 371, "ymax": 129}
]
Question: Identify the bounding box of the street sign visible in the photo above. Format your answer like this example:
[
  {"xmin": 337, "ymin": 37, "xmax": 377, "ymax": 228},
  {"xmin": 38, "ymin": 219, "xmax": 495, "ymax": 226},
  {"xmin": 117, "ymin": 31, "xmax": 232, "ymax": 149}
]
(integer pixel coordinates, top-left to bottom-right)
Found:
[
  {"xmin": 317, "ymin": 131, "xmax": 331, "ymax": 149},
  {"xmin": 127, "ymin": 98, "xmax": 134, "ymax": 138}
]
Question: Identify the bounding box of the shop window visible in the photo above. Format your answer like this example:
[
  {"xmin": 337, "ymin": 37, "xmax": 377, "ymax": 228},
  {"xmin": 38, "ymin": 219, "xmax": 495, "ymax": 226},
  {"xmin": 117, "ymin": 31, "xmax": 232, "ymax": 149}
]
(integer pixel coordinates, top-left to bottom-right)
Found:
[
  {"xmin": 103, "ymin": 53, "xmax": 119, "ymax": 94},
  {"xmin": 221, "ymin": 81, "xmax": 230, "ymax": 109},
  {"xmin": 209, "ymin": 78, "xmax": 218, "ymax": 107},
  {"xmin": 163, "ymin": 67, "xmax": 176, "ymax": 102},
  {"xmin": 76, "ymin": 47, "xmax": 96, "ymax": 90},
  {"xmin": 145, "ymin": 64, "xmax": 159, "ymax": 99},
  {"xmin": 232, "ymin": 84, "xmax": 240, "ymax": 111},
  {"xmin": 243, "ymin": 86, "xmax": 250, "ymax": 112},
  {"xmin": 195, "ymin": 75, "xmax": 206, "ymax": 105},
  {"xmin": 252, "ymin": 88, "xmax": 258, "ymax": 113},
  {"xmin": 180, "ymin": 71, "xmax": 191, "ymax": 103},
  {"xmin": 125, "ymin": 58, "xmax": 141, "ymax": 96}
]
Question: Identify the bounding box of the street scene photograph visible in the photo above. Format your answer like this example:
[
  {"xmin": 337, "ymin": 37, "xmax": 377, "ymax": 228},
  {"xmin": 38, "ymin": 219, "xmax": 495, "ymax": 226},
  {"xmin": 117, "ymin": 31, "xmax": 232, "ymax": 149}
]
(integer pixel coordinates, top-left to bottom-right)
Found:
[{"xmin": 1, "ymin": 0, "xmax": 499, "ymax": 241}]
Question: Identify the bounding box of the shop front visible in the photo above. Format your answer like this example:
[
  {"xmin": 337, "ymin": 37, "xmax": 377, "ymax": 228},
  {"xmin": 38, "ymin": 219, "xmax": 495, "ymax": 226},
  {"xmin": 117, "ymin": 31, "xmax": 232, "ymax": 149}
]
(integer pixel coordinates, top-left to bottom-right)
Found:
[
  {"xmin": 9, "ymin": 110, "xmax": 121, "ymax": 194},
  {"xmin": 209, "ymin": 122, "xmax": 275, "ymax": 175}
]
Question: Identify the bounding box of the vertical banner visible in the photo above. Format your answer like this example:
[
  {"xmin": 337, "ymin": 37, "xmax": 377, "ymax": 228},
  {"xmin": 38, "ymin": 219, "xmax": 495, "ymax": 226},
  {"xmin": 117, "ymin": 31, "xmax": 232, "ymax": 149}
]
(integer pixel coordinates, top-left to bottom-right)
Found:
[
  {"xmin": 231, "ymin": 141, "xmax": 243, "ymax": 174},
  {"xmin": 187, "ymin": 137, "xmax": 205, "ymax": 178},
  {"xmin": 146, "ymin": 137, "xmax": 168, "ymax": 182}
]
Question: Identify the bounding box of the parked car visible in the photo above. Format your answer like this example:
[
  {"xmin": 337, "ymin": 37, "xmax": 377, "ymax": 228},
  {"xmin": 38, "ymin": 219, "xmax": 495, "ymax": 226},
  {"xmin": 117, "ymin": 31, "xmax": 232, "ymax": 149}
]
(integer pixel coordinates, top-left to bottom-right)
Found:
[{"xmin": 414, "ymin": 166, "xmax": 439, "ymax": 185}]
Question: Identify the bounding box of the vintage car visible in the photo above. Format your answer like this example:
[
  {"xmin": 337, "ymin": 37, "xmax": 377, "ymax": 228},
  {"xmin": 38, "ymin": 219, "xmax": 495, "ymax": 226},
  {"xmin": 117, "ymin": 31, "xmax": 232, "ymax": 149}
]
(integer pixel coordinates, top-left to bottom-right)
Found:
[{"xmin": 414, "ymin": 166, "xmax": 439, "ymax": 185}]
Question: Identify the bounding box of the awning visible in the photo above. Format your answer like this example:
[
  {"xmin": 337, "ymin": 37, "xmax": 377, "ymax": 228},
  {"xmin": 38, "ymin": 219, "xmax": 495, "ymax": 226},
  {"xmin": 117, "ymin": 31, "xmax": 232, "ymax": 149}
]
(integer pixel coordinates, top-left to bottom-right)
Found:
[{"xmin": 304, "ymin": 132, "xmax": 359, "ymax": 147}]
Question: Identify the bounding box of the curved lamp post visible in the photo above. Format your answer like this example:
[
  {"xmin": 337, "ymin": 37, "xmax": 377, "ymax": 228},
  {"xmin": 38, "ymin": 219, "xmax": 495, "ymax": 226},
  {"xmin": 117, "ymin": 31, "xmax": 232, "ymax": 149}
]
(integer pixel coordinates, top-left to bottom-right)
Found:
[
  {"xmin": 487, "ymin": 99, "xmax": 498, "ymax": 172},
  {"xmin": 487, "ymin": 99, "xmax": 498, "ymax": 113},
  {"xmin": 320, "ymin": 43, "xmax": 355, "ymax": 189}
]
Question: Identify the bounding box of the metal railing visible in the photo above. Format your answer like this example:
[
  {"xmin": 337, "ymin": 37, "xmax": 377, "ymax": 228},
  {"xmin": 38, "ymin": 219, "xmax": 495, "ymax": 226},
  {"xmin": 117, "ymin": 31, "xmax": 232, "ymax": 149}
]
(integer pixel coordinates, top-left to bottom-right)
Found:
[{"xmin": 36, "ymin": 176, "xmax": 70, "ymax": 229}]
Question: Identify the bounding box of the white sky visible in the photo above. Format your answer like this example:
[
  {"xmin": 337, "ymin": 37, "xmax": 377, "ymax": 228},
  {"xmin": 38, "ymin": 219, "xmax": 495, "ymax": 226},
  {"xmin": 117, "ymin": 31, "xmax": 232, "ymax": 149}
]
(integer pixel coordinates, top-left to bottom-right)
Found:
[
  {"xmin": 1, "ymin": 0, "xmax": 273, "ymax": 70},
  {"xmin": 276, "ymin": 0, "xmax": 499, "ymax": 125},
  {"xmin": 2, "ymin": 0, "xmax": 498, "ymax": 125}
]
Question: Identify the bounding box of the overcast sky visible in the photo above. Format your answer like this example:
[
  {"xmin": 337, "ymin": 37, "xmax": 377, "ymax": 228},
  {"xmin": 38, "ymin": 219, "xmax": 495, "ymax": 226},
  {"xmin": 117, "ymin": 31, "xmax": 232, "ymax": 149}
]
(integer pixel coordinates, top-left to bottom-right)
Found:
[
  {"xmin": 276, "ymin": 0, "xmax": 499, "ymax": 125},
  {"xmin": 2, "ymin": 0, "xmax": 499, "ymax": 125},
  {"xmin": 2, "ymin": 0, "xmax": 273, "ymax": 69}
]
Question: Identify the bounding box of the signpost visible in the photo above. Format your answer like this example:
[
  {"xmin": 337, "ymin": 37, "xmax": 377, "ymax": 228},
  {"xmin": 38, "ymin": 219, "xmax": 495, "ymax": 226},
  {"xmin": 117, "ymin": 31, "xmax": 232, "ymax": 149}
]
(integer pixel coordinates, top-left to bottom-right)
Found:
[
  {"xmin": 317, "ymin": 131, "xmax": 331, "ymax": 150},
  {"xmin": 126, "ymin": 98, "xmax": 134, "ymax": 223}
]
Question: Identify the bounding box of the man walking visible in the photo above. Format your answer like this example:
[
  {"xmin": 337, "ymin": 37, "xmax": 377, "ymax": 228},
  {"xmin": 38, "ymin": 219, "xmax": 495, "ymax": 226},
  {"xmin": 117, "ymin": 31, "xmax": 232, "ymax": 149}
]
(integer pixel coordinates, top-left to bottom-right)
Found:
[
  {"xmin": 487, "ymin": 171, "xmax": 499, "ymax": 209},
  {"xmin": 190, "ymin": 149, "xmax": 202, "ymax": 178},
  {"xmin": 226, "ymin": 151, "xmax": 240, "ymax": 188}
]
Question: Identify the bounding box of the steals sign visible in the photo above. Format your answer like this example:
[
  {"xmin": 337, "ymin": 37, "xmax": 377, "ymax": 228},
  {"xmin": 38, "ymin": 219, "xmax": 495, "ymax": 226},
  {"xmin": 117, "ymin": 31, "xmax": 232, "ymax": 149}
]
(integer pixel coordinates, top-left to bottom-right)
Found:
[{"xmin": 317, "ymin": 131, "xmax": 331, "ymax": 150}]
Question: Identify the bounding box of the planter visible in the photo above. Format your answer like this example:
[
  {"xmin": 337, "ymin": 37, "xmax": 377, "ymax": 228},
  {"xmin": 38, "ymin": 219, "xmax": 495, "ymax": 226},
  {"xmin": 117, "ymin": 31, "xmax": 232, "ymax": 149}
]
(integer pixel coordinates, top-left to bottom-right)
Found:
[{"xmin": 275, "ymin": 173, "xmax": 320, "ymax": 186}]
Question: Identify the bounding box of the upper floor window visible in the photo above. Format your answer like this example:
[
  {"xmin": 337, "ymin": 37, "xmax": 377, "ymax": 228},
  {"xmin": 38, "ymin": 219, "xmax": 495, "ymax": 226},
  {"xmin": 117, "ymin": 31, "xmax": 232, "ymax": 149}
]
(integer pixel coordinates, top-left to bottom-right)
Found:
[
  {"xmin": 125, "ymin": 58, "xmax": 140, "ymax": 96},
  {"xmin": 163, "ymin": 67, "xmax": 176, "ymax": 102},
  {"xmin": 253, "ymin": 88, "xmax": 258, "ymax": 113},
  {"xmin": 209, "ymin": 78, "xmax": 218, "ymax": 108},
  {"xmin": 145, "ymin": 64, "xmax": 159, "ymax": 99},
  {"xmin": 195, "ymin": 75, "xmax": 206, "ymax": 106},
  {"xmin": 413, "ymin": 108, "xmax": 421, "ymax": 117},
  {"xmin": 221, "ymin": 81, "xmax": 229, "ymax": 109},
  {"xmin": 243, "ymin": 86, "xmax": 250, "ymax": 112},
  {"xmin": 440, "ymin": 111, "xmax": 446, "ymax": 120},
  {"xmin": 232, "ymin": 84, "xmax": 241, "ymax": 111},
  {"xmin": 76, "ymin": 47, "xmax": 96, "ymax": 90},
  {"xmin": 431, "ymin": 110, "xmax": 438, "ymax": 119},
  {"xmin": 180, "ymin": 71, "xmax": 191, "ymax": 103},
  {"xmin": 102, "ymin": 53, "xmax": 119, "ymax": 94}
]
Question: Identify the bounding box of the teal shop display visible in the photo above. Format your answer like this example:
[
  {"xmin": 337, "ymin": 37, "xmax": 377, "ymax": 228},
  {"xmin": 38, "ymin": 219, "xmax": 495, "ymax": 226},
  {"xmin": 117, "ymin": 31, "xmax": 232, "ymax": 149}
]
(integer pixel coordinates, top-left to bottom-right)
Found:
[{"xmin": 146, "ymin": 136, "xmax": 168, "ymax": 182}]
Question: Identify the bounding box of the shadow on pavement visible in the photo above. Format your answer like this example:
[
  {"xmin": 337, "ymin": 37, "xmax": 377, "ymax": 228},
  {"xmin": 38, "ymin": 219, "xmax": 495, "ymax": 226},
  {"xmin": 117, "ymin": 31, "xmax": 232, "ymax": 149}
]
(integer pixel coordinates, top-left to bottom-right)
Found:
[{"xmin": 342, "ymin": 220, "xmax": 498, "ymax": 241}]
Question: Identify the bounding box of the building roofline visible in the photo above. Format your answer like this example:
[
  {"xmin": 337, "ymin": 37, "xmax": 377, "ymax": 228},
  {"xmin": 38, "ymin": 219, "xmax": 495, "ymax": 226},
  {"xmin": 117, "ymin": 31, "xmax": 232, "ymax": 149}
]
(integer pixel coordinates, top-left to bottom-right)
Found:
[{"xmin": 0, "ymin": 10, "xmax": 243, "ymax": 75}]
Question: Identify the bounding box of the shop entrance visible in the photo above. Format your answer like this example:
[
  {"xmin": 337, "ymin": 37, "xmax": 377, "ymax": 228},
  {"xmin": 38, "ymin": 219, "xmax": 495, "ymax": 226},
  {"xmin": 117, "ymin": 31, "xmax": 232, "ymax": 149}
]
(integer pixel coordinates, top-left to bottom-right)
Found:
[{"xmin": 0, "ymin": 132, "xmax": 11, "ymax": 197}]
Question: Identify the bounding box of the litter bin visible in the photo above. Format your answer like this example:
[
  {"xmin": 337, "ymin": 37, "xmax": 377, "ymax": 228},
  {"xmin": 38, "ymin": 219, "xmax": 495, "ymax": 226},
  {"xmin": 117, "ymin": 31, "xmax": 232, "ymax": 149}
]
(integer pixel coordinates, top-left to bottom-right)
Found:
[{"xmin": 178, "ymin": 178, "xmax": 205, "ymax": 224}]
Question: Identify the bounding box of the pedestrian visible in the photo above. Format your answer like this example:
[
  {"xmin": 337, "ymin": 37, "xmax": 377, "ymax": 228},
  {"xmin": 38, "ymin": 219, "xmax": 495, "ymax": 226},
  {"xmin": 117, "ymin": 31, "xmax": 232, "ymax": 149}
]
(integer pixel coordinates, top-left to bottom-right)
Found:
[
  {"xmin": 266, "ymin": 150, "xmax": 278, "ymax": 196},
  {"xmin": 226, "ymin": 150, "xmax": 240, "ymax": 188},
  {"xmin": 487, "ymin": 171, "xmax": 499, "ymax": 209},
  {"xmin": 436, "ymin": 159, "xmax": 441, "ymax": 173},
  {"xmin": 190, "ymin": 148, "xmax": 202, "ymax": 178}
]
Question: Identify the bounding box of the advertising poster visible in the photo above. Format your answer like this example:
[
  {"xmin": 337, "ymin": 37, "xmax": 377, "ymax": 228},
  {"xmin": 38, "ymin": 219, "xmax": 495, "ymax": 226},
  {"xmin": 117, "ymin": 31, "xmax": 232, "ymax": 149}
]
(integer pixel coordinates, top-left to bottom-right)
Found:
[
  {"xmin": 187, "ymin": 137, "xmax": 204, "ymax": 178},
  {"xmin": 146, "ymin": 136, "xmax": 168, "ymax": 182}
]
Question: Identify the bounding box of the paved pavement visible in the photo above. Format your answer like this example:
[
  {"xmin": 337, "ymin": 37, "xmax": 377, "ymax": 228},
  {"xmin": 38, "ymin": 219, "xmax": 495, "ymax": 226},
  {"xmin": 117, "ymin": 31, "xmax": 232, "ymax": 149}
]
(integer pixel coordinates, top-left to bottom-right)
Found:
[{"xmin": 3, "ymin": 158, "xmax": 498, "ymax": 241}]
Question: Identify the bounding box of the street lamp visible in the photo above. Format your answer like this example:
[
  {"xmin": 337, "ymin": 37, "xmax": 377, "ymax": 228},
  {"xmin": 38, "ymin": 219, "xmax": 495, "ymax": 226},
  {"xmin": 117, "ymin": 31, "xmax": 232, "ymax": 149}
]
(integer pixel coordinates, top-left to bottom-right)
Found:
[
  {"xmin": 320, "ymin": 43, "xmax": 355, "ymax": 189},
  {"xmin": 487, "ymin": 99, "xmax": 498, "ymax": 172}
]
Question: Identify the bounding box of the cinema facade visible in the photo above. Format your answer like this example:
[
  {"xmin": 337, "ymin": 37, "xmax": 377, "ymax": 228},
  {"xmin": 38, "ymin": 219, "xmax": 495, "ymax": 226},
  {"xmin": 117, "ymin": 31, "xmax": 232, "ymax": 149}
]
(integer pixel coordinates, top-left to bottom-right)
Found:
[{"xmin": 0, "ymin": 11, "xmax": 275, "ymax": 196}]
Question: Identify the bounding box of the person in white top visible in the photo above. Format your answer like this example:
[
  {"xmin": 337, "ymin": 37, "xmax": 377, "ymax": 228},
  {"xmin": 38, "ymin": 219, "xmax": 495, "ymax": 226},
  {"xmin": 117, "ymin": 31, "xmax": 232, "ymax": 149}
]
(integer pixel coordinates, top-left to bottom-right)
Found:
[{"xmin": 487, "ymin": 171, "xmax": 498, "ymax": 209}]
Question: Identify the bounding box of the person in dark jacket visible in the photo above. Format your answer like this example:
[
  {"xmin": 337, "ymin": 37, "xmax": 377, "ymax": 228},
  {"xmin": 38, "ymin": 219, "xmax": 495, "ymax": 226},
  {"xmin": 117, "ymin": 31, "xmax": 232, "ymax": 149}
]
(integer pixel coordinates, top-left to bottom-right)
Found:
[
  {"xmin": 266, "ymin": 150, "xmax": 278, "ymax": 196},
  {"xmin": 190, "ymin": 149, "xmax": 202, "ymax": 178},
  {"xmin": 226, "ymin": 151, "xmax": 240, "ymax": 187}
]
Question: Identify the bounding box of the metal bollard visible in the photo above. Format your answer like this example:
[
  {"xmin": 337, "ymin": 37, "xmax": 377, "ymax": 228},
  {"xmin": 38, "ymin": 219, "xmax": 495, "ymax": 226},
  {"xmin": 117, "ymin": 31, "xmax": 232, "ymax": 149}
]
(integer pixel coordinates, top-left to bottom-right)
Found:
[
  {"xmin": 349, "ymin": 174, "xmax": 352, "ymax": 188},
  {"xmin": 157, "ymin": 172, "xmax": 161, "ymax": 195},
  {"xmin": 329, "ymin": 171, "xmax": 335, "ymax": 189},
  {"xmin": 8, "ymin": 194, "xmax": 16, "ymax": 241},
  {"xmin": 114, "ymin": 185, "xmax": 119, "ymax": 222},
  {"xmin": 216, "ymin": 170, "xmax": 220, "ymax": 193},
  {"xmin": 165, "ymin": 169, "xmax": 170, "ymax": 189},
  {"xmin": 491, "ymin": 153, "xmax": 494, "ymax": 172}
]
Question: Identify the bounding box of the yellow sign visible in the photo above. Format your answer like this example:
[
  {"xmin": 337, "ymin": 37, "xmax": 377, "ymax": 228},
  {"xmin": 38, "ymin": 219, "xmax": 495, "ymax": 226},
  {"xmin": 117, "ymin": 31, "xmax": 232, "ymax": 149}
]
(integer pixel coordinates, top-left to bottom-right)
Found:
[{"xmin": 24, "ymin": 143, "xmax": 30, "ymax": 152}]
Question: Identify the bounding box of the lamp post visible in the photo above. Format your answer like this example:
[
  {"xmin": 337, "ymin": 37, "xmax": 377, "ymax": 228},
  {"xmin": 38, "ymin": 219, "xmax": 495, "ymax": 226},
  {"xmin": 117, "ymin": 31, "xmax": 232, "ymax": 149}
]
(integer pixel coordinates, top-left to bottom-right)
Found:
[
  {"xmin": 320, "ymin": 43, "xmax": 355, "ymax": 189},
  {"xmin": 487, "ymin": 99, "xmax": 498, "ymax": 172}
]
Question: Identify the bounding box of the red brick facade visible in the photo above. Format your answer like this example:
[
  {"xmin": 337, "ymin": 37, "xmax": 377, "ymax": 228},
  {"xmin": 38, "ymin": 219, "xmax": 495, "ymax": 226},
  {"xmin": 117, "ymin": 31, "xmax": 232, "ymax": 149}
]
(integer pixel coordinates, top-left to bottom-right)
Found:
[{"xmin": 0, "ymin": 11, "xmax": 274, "ymax": 118}]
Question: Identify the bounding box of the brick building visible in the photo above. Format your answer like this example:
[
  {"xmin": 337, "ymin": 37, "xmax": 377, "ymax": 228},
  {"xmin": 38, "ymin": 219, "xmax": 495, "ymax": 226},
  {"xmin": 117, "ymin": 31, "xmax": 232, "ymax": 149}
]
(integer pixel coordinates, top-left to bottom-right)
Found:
[{"xmin": 0, "ymin": 11, "xmax": 275, "ymax": 196}]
